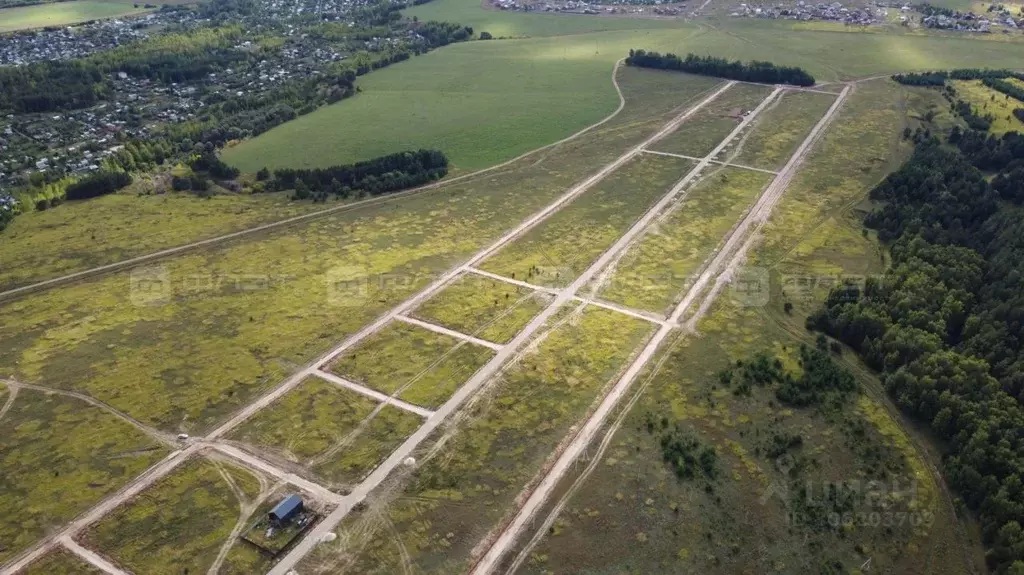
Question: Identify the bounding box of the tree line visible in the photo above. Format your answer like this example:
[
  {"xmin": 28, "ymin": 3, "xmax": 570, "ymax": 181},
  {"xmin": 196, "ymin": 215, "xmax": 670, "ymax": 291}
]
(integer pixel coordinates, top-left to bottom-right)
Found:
[
  {"xmin": 267, "ymin": 149, "xmax": 449, "ymax": 200},
  {"xmin": 892, "ymin": 69, "xmax": 1024, "ymax": 87},
  {"xmin": 625, "ymin": 49, "xmax": 815, "ymax": 87},
  {"xmin": 806, "ymin": 131, "xmax": 1024, "ymax": 572},
  {"xmin": 983, "ymin": 78, "xmax": 1024, "ymax": 104}
]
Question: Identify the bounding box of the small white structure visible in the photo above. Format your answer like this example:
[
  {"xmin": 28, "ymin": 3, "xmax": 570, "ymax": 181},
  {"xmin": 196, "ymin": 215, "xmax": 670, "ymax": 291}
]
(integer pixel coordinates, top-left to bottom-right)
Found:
[{"xmin": 404, "ymin": 457, "xmax": 416, "ymax": 467}]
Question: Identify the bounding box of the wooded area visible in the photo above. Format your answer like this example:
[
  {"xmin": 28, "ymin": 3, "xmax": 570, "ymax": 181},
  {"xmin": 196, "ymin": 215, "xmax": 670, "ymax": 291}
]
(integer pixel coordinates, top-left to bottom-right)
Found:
[
  {"xmin": 807, "ymin": 129, "xmax": 1024, "ymax": 572},
  {"xmin": 625, "ymin": 50, "xmax": 815, "ymax": 86}
]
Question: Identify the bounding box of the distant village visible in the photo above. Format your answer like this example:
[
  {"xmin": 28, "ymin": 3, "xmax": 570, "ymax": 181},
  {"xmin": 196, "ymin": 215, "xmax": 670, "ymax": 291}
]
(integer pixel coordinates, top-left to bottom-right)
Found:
[
  {"xmin": 728, "ymin": 0, "xmax": 884, "ymax": 24},
  {"xmin": 0, "ymin": 0, "xmax": 405, "ymax": 189},
  {"xmin": 727, "ymin": 0, "xmax": 1024, "ymax": 30},
  {"xmin": 490, "ymin": 0, "xmax": 688, "ymax": 17}
]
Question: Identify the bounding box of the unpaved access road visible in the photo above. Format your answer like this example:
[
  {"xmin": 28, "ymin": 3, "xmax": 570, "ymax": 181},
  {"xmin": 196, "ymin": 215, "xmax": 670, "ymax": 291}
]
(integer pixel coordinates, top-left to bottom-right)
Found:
[{"xmin": 469, "ymin": 85, "xmax": 850, "ymax": 575}]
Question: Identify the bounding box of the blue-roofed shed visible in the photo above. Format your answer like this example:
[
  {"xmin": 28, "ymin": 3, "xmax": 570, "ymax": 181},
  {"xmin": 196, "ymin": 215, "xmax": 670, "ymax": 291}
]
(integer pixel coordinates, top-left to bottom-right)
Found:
[{"xmin": 269, "ymin": 494, "xmax": 303, "ymax": 525}]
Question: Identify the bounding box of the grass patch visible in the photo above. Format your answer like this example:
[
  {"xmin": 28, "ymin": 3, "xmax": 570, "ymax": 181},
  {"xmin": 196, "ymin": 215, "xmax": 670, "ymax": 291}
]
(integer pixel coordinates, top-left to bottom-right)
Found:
[
  {"xmin": 302, "ymin": 306, "xmax": 655, "ymax": 574},
  {"xmin": 19, "ymin": 548, "xmax": 102, "ymax": 575},
  {"xmin": 0, "ymin": 67, "xmax": 710, "ymax": 434},
  {"xmin": 595, "ymin": 167, "xmax": 771, "ymax": 314},
  {"xmin": 229, "ymin": 375, "xmax": 380, "ymax": 463},
  {"xmin": 650, "ymin": 82, "xmax": 775, "ymax": 158},
  {"xmin": 0, "ymin": 190, "xmax": 321, "ymax": 292},
  {"xmin": 730, "ymin": 89, "xmax": 837, "ymax": 170},
  {"xmin": 0, "ymin": 389, "xmax": 167, "ymax": 564},
  {"xmin": 312, "ymin": 405, "xmax": 422, "ymax": 487},
  {"xmin": 952, "ymin": 79, "xmax": 1024, "ymax": 134},
  {"xmin": 84, "ymin": 456, "xmax": 262, "ymax": 575},
  {"xmin": 411, "ymin": 271, "xmax": 554, "ymax": 343},
  {"xmin": 327, "ymin": 321, "xmax": 495, "ymax": 409},
  {"xmin": 479, "ymin": 153, "xmax": 693, "ymax": 287}
]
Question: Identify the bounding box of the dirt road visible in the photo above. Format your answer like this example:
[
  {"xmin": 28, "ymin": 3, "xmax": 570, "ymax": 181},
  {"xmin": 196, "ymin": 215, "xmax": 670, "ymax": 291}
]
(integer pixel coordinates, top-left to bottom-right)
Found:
[{"xmin": 468, "ymin": 85, "xmax": 850, "ymax": 575}]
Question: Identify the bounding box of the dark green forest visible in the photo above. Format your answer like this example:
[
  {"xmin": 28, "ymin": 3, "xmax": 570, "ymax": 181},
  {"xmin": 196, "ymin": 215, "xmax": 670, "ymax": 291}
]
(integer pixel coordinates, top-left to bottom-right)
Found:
[
  {"xmin": 625, "ymin": 50, "xmax": 815, "ymax": 86},
  {"xmin": 807, "ymin": 125, "xmax": 1024, "ymax": 572}
]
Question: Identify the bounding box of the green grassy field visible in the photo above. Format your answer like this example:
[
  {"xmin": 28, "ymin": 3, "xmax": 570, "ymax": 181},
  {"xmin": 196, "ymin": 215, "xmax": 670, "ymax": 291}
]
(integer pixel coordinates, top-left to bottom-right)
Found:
[
  {"xmin": 0, "ymin": 388, "xmax": 167, "ymax": 564},
  {"xmin": 302, "ymin": 306, "xmax": 655, "ymax": 574},
  {"xmin": 84, "ymin": 455, "xmax": 265, "ymax": 575},
  {"xmin": 730, "ymin": 89, "xmax": 837, "ymax": 170},
  {"xmin": 479, "ymin": 153, "xmax": 694, "ymax": 287},
  {"xmin": 411, "ymin": 272, "xmax": 554, "ymax": 344},
  {"xmin": 19, "ymin": 549, "xmax": 102, "ymax": 575},
  {"xmin": 506, "ymin": 78, "xmax": 981, "ymax": 575},
  {"xmin": 650, "ymin": 82, "xmax": 774, "ymax": 158},
  {"xmin": 595, "ymin": 167, "xmax": 771, "ymax": 314},
  {"xmin": 222, "ymin": 0, "xmax": 1024, "ymax": 174},
  {"xmin": 0, "ymin": 0, "xmax": 147, "ymax": 32},
  {"xmin": 0, "ymin": 190, "xmax": 321, "ymax": 292}
]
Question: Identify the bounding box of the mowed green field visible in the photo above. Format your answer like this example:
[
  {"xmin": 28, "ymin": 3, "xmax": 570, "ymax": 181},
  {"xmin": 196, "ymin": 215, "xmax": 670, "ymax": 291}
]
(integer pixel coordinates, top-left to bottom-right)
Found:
[
  {"xmin": 222, "ymin": 0, "xmax": 1024, "ymax": 174},
  {"xmin": 0, "ymin": 0, "xmax": 178, "ymax": 32}
]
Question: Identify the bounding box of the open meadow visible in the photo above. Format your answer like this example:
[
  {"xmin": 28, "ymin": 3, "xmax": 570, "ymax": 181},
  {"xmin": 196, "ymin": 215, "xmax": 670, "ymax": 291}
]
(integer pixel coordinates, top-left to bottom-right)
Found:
[
  {"xmin": 0, "ymin": 190, "xmax": 321, "ymax": 292},
  {"xmin": 221, "ymin": 0, "xmax": 1024, "ymax": 174},
  {"xmin": 301, "ymin": 306, "xmax": 656, "ymax": 574},
  {"xmin": 501, "ymin": 78, "xmax": 981, "ymax": 575}
]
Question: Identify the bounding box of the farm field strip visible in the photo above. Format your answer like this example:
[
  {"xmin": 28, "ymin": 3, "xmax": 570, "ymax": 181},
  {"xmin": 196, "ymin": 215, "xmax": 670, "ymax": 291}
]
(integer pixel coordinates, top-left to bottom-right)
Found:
[
  {"xmin": 1, "ymin": 76, "xmax": 738, "ymax": 575},
  {"xmin": 469, "ymin": 85, "xmax": 850, "ymax": 574},
  {"xmin": 394, "ymin": 314, "xmax": 505, "ymax": 351},
  {"xmin": 465, "ymin": 267, "xmax": 670, "ymax": 325},
  {"xmin": 58, "ymin": 537, "xmax": 127, "ymax": 575},
  {"xmin": 268, "ymin": 83, "xmax": 784, "ymax": 575},
  {"xmin": 207, "ymin": 443, "xmax": 345, "ymax": 504},
  {"xmin": 311, "ymin": 370, "xmax": 435, "ymax": 418},
  {"xmin": 640, "ymin": 149, "xmax": 780, "ymax": 175}
]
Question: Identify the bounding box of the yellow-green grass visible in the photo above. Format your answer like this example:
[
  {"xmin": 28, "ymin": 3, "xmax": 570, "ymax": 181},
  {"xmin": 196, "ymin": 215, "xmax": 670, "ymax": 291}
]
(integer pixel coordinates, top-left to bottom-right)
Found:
[
  {"xmin": 730, "ymin": 89, "xmax": 838, "ymax": 170},
  {"xmin": 0, "ymin": 67, "xmax": 719, "ymax": 435},
  {"xmin": 0, "ymin": 190, "xmax": 321, "ymax": 292},
  {"xmin": 479, "ymin": 153, "xmax": 693, "ymax": 287},
  {"xmin": 18, "ymin": 549, "xmax": 102, "ymax": 575},
  {"xmin": 328, "ymin": 321, "xmax": 495, "ymax": 409},
  {"xmin": 649, "ymin": 82, "xmax": 775, "ymax": 158},
  {"xmin": 952, "ymin": 79, "xmax": 1024, "ymax": 134},
  {"xmin": 411, "ymin": 272, "xmax": 554, "ymax": 343},
  {"xmin": 0, "ymin": 0, "xmax": 145, "ymax": 33},
  {"xmin": 312, "ymin": 405, "xmax": 423, "ymax": 486},
  {"xmin": 301, "ymin": 306, "xmax": 656, "ymax": 574},
  {"xmin": 84, "ymin": 456, "xmax": 263, "ymax": 575},
  {"xmin": 229, "ymin": 375, "xmax": 380, "ymax": 463},
  {"xmin": 512, "ymin": 79, "xmax": 977, "ymax": 575},
  {"xmin": 0, "ymin": 388, "xmax": 168, "ymax": 564},
  {"xmin": 595, "ymin": 167, "xmax": 771, "ymax": 314}
]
